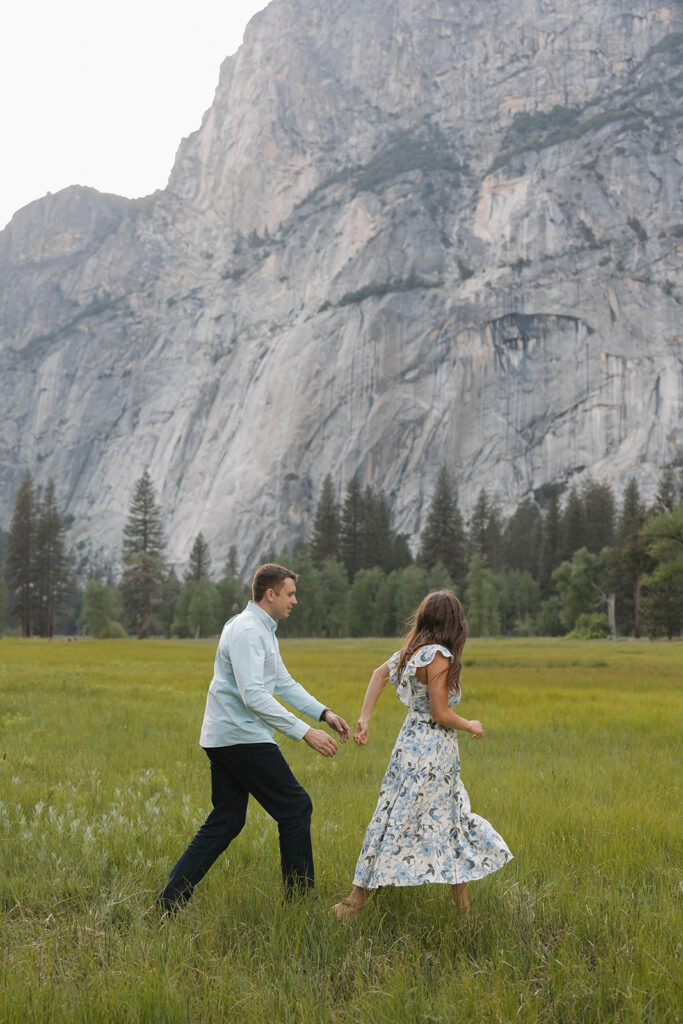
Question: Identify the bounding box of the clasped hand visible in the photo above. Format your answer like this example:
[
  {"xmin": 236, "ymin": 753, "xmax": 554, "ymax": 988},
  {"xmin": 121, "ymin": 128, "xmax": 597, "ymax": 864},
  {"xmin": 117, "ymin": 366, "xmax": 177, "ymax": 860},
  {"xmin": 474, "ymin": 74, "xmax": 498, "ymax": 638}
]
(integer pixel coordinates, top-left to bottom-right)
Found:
[{"xmin": 354, "ymin": 719, "xmax": 369, "ymax": 746}]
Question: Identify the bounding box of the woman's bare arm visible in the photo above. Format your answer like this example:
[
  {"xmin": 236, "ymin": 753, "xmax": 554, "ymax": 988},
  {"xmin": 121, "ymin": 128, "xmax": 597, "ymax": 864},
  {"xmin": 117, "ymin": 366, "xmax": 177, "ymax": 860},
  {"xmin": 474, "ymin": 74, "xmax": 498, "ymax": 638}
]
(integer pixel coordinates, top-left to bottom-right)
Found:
[
  {"xmin": 354, "ymin": 661, "xmax": 391, "ymax": 745},
  {"xmin": 426, "ymin": 652, "xmax": 483, "ymax": 738}
]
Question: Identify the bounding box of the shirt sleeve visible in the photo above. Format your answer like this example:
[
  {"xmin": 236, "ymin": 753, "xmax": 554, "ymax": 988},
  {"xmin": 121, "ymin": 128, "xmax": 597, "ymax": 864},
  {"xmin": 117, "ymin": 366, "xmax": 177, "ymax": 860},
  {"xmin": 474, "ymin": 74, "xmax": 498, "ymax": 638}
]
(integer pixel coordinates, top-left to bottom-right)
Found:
[
  {"xmin": 229, "ymin": 628, "xmax": 310, "ymax": 741},
  {"xmin": 274, "ymin": 656, "xmax": 326, "ymax": 722}
]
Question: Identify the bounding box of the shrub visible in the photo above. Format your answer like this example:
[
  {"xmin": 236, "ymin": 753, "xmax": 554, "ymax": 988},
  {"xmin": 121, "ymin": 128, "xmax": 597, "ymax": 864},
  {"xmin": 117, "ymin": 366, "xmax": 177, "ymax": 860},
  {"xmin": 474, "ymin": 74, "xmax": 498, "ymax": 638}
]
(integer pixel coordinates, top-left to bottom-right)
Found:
[
  {"xmin": 570, "ymin": 612, "xmax": 609, "ymax": 639},
  {"xmin": 99, "ymin": 620, "xmax": 127, "ymax": 639}
]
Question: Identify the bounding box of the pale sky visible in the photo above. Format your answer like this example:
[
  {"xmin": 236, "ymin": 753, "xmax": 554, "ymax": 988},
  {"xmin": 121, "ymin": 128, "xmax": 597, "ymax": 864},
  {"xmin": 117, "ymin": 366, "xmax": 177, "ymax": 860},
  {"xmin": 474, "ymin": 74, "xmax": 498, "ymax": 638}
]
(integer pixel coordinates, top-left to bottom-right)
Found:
[{"xmin": 0, "ymin": 1, "xmax": 270, "ymax": 230}]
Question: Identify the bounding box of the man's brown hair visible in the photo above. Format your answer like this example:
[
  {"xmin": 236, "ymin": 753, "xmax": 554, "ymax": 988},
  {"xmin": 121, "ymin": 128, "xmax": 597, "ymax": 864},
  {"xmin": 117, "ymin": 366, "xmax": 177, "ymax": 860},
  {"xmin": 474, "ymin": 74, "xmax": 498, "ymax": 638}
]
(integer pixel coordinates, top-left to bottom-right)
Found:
[{"xmin": 252, "ymin": 563, "xmax": 299, "ymax": 602}]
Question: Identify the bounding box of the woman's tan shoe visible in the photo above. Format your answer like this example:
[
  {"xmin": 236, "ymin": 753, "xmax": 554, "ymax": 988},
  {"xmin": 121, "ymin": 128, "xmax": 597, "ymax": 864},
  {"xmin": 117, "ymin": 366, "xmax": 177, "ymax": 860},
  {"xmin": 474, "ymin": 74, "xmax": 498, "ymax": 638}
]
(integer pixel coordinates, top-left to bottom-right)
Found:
[{"xmin": 332, "ymin": 898, "xmax": 364, "ymax": 921}]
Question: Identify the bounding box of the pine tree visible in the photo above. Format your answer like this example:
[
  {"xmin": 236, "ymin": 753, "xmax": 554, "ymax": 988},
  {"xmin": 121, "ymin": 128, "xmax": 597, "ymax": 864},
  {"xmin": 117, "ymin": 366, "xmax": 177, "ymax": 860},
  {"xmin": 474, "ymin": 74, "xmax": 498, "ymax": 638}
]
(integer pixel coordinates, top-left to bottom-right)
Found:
[
  {"xmin": 223, "ymin": 545, "xmax": 239, "ymax": 579},
  {"xmin": 119, "ymin": 471, "xmax": 167, "ymax": 638},
  {"xmin": 653, "ymin": 465, "xmax": 678, "ymax": 514},
  {"xmin": 468, "ymin": 489, "xmax": 504, "ymax": 569},
  {"xmin": 34, "ymin": 479, "xmax": 70, "ymax": 637},
  {"xmin": 391, "ymin": 533, "xmax": 413, "ymax": 571},
  {"xmin": 503, "ymin": 500, "xmax": 541, "ymax": 576},
  {"xmin": 5, "ymin": 471, "xmax": 36, "ymax": 636},
  {"xmin": 469, "ymin": 490, "xmax": 489, "ymax": 557},
  {"xmin": 484, "ymin": 502, "xmax": 505, "ymax": 570},
  {"xmin": 539, "ymin": 490, "xmax": 562, "ymax": 597},
  {"xmin": 310, "ymin": 474, "xmax": 340, "ymax": 565},
  {"xmin": 419, "ymin": 468, "xmax": 467, "ymax": 586},
  {"xmin": 616, "ymin": 478, "xmax": 648, "ymax": 636},
  {"xmin": 340, "ymin": 478, "xmax": 363, "ymax": 580},
  {"xmin": 560, "ymin": 487, "xmax": 586, "ymax": 561},
  {"xmin": 122, "ymin": 471, "xmax": 165, "ymax": 560},
  {"xmin": 617, "ymin": 478, "xmax": 644, "ymax": 546},
  {"xmin": 582, "ymin": 480, "xmax": 616, "ymax": 553},
  {"xmin": 358, "ymin": 488, "xmax": 394, "ymax": 573},
  {"xmin": 186, "ymin": 532, "xmax": 211, "ymax": 582}
]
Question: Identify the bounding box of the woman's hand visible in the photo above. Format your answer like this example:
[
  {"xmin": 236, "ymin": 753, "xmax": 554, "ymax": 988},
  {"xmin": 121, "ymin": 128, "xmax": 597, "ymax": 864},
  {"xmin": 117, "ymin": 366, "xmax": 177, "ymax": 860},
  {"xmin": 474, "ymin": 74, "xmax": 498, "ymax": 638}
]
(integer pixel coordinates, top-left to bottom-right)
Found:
[
  {"xmin": 468, "ymin": 720, "xmax": 484, "ymax": 739},
  {"xmin": 353, "ymin": 663, "xmax": 389, "ymax": 746},
  {"xmin": 354, "ymin": 719, "xmax": 370, "ymax": 745}
]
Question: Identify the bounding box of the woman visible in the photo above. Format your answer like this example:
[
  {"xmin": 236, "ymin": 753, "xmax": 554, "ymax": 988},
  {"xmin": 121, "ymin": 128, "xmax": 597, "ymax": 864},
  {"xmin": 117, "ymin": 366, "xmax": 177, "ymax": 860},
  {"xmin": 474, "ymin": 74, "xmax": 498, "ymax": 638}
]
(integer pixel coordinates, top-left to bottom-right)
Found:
[{"xmin": 334, "ymin": 590, "xmax": 512, "ymax": 919}]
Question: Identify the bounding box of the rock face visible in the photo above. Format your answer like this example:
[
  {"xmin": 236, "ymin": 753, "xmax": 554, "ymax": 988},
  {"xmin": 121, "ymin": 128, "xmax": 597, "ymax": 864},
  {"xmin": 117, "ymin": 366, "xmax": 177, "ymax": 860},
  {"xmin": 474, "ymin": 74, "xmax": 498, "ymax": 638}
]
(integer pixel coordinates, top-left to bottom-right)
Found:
[{"xmin": 0, "ymin": 0, "xmax": 681, "ymax": 573}]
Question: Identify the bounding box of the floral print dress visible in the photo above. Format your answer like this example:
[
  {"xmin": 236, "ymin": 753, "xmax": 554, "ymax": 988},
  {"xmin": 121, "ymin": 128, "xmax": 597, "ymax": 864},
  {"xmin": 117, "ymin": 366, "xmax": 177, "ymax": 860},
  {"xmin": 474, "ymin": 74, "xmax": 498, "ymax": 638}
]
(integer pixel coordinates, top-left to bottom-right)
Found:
[{"xmin": 353, "ymin": 644, "xmax": 513, "ymax": 889}]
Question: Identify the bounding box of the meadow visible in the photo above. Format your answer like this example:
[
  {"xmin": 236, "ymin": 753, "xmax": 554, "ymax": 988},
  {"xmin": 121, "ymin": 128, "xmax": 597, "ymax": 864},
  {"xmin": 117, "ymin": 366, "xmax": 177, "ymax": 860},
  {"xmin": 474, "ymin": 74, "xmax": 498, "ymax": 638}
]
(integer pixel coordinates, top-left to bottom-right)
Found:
[{"xmin": 0, "ymin": 636, "xmax": 680, "ymax": 1023}]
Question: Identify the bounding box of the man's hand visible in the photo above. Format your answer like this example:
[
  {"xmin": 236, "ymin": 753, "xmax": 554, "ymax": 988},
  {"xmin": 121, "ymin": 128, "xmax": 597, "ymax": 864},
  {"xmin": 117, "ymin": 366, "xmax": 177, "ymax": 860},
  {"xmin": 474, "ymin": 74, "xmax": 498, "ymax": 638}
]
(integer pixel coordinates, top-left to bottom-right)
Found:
[
  {"xmin": 304, "ymin": 728, "xmax": 338, "ymax": 757},
  {"xmin": 354, "ymin": 719, "xmax": 369, "ymax": 746},
  {"xmin": 322, "ymin": 709, "xmax": 351, "ymax": 743}
]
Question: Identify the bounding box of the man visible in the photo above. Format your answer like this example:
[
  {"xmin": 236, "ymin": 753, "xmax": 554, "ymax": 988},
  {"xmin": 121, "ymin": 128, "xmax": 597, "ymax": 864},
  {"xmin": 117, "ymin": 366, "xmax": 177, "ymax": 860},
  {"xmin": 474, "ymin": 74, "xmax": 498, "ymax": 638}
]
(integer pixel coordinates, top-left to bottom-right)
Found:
[{"xmin": 157, "ymin": 563, "xmax": 350, "ymax": 911}]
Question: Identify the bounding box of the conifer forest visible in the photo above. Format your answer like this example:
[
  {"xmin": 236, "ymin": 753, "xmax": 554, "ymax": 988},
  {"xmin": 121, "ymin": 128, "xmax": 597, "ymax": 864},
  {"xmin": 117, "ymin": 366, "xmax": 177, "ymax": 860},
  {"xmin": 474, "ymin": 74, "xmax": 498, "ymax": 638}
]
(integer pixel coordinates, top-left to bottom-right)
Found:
[{"xmin": 2, "ymin": 466, "xmax": 681, "ymax": 641}]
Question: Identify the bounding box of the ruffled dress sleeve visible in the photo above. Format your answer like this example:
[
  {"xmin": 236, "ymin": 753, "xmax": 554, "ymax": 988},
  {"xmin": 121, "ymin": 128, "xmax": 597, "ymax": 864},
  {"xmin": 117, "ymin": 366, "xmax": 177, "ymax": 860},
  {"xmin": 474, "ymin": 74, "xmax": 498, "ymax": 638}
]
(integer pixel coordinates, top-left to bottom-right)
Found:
[
  {"xmin": 387, "ymin": 650, "xmax": 401, "ymax": 688},
  {"xmin": 413, "ymin": 643, "xmax": 452, "ymax": 668},
  {"xmin": 390, "ymin": 644, "xmax": 453, "ymax": 708}
]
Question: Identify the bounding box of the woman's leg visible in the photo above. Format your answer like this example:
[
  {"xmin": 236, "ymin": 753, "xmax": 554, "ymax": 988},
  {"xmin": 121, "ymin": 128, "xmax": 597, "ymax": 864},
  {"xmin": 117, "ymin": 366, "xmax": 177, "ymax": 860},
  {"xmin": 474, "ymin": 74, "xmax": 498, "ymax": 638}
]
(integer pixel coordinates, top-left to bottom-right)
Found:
[
  {"xmin": 333, "ymin": 884, "xmax": 370, "ymax": 919},
  {"xmin": 450, "ymin": 882, "xmax": 470, "ymax": 912}
]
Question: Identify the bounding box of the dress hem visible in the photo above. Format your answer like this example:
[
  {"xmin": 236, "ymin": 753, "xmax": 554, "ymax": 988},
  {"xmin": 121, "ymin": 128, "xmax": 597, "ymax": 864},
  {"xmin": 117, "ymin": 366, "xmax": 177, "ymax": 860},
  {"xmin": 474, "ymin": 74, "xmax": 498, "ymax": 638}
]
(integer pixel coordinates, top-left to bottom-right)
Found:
[{"xmin": 353, "ymin": 853, "xmax": 513, "ymax": 890}]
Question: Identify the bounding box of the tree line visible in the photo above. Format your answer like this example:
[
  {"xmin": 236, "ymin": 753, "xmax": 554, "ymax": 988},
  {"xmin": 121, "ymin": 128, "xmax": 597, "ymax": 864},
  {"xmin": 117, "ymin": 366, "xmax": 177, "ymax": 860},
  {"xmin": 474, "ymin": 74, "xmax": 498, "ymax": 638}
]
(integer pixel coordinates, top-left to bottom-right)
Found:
[{"xmin": 1, "ymin": 465, "xmax": 682, "ymax": 640}]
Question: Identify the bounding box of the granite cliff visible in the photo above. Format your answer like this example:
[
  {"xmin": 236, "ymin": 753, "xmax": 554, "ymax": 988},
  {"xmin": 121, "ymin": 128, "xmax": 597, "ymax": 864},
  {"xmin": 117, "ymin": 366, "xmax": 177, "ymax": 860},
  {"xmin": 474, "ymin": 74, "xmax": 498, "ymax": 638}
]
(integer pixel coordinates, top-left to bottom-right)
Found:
[{"xmin": 0, "ymin": 0, "xmax": 681, "ymax": 571}]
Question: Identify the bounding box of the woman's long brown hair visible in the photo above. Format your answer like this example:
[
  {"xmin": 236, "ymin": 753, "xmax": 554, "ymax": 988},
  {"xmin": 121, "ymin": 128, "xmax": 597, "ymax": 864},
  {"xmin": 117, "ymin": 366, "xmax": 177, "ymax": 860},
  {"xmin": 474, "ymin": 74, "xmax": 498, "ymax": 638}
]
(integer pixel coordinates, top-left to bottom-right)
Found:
[{"xmin": 397, "ymin": 590, "xmax": 468, "ymax": 695}]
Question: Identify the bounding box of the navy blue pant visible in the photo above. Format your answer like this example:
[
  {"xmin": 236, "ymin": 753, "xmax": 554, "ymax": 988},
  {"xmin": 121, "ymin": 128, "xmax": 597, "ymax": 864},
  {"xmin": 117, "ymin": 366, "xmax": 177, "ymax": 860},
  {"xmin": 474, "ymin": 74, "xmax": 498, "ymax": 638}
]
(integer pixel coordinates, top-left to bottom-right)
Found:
[{"xmin": 158, "ymin": 743, "xmax": 314, "ymax": 910}]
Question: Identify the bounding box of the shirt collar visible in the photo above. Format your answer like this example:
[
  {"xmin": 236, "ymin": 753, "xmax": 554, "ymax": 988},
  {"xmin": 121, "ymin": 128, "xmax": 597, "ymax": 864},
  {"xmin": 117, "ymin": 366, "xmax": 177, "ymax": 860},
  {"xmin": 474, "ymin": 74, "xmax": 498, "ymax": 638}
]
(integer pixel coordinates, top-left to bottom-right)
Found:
[{"xmin": 248, "ymin": 600, "xmax": 278, "ymax": 633}]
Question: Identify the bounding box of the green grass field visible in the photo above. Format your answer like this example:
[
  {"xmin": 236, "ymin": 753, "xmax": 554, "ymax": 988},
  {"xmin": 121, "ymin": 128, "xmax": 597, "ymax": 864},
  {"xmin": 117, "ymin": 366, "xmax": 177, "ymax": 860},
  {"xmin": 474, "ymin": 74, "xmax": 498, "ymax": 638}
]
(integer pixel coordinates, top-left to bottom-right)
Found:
[{"xmin": 0, "ymin": 637, "xmax": 680, "ymax": 1023}]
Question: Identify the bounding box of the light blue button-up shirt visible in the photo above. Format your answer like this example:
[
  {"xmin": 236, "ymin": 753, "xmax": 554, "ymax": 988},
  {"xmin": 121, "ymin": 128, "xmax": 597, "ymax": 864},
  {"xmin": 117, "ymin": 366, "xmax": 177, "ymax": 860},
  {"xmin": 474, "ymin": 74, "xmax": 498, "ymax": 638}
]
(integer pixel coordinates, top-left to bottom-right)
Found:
[{"xmin": 199, "ymin": 601, "xmax": 326, "ymax": 747}]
